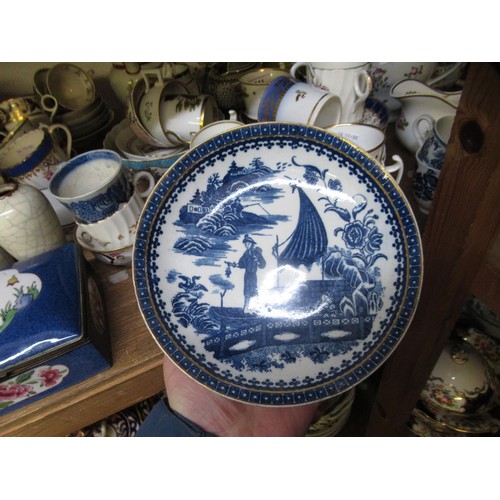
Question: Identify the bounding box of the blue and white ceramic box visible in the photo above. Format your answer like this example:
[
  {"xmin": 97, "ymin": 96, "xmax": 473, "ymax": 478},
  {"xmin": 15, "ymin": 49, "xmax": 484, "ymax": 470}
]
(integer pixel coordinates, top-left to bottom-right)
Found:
[{"xmin": 0, "ymin": 243, "xmax": 112, "ymax": 415}]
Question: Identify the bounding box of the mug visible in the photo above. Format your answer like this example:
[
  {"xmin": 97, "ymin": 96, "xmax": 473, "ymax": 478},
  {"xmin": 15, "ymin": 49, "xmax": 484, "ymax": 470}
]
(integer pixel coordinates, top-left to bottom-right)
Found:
[
  {"xmin": 159, "ymin": 94, "xmax": 220, "ymax": 146},
  {"xmin": 49, "ymin": 149, "xmax": 133, "ymax": 223},
  {"xmin": 325, "ymin": 123, "xmax": 404, "ymax": 184},
  {"xmin": 0, "ymin": 123, "xmax": 72, "ymax": 190},
  {"xmin": 290, "ymin": 62, "xmax": 372, "ymax": 123},
  {"xmin": 415, "ymin": 114, "xmax": 455, "ymax": 170}
]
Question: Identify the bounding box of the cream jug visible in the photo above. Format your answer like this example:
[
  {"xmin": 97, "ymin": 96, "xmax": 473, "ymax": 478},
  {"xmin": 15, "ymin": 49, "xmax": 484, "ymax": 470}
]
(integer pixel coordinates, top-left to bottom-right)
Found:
[{"xmin": 390, "ymin": 79, "xmax": 462, "ymax": 153}]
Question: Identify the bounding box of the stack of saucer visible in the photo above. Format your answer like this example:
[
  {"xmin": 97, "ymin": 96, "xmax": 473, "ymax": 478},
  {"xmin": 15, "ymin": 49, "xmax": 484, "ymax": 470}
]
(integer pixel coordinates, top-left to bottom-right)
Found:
[{"xmin": 33, "ymin": 63, "xmax": 115, "ymax": 153}]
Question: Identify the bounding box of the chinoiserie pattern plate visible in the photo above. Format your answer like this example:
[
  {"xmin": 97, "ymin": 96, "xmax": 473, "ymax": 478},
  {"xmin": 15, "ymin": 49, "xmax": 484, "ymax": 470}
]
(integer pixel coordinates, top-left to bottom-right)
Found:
[{"xmin": 133, "ymin": 122, "xmax": 423, "ymax": 406}]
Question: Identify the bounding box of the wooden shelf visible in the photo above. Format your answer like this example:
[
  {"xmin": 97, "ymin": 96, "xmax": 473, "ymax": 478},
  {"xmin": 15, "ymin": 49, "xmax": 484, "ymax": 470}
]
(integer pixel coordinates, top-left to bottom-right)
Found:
[
  {"xmin": 365, "ymin": 62, "xmax": 500, "ymax": 436},
  {"xmin": 0, "ymin": 256, "xmax": 165, "ymax": 436}
]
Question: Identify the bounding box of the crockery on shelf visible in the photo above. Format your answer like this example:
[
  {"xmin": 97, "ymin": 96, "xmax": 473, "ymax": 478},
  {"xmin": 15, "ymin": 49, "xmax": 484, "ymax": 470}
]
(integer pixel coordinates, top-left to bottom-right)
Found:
[
  {"xmin": 420, "ymin": 339, "xmax": 499, "ymax": 417},
  {"xmin": 133, "ymin": 122, "xmax": 423, "ymax": 406},
  {"xmin": 75, "ymin": 225, "xmax": 134, "ymax": 267},
  {"xmin": 390, "ymin": 79, "xmax": 461, "ymax": 153},
  {"xmin": 46, "ymin": 63, "xmax": 96, "ymax": 111},
  {"xmin": 258, "ymin": 76, "xmax": 342, "ymax": 128},
  {"xmin": 75, "ymin": 188, "xmax": 147, "ymax": 248},
  {"xmin": 0, "ymin": 123, "xmax": 71, "ymax": 190},
  {"xmin": 239, "ymin": 67, "xmax": 290, "ymax": 120},
  {"xmin": 189, "ymin": 111, "xmax": 243, "ymax": 149},
  {"xmin": 326, "ymin": 123, "xmax": 404, "ymax": 184},
  {"xmin": 291, "ymin": 62, "xmax": 372, "ymax": 123},
  {"xmin": 412, "ymin": 150, "xmax": 441, "ymax": 214},
  {"xmin": 159, "ymin": 94, "xmax": 220, "ymax": 147}
]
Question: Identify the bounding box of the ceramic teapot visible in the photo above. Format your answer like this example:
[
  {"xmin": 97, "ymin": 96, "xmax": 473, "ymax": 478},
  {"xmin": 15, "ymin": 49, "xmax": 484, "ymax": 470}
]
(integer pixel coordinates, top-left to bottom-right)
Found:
[{"xmin": 390, "ymin": 79, "xmax": 462, "ymax": 153}]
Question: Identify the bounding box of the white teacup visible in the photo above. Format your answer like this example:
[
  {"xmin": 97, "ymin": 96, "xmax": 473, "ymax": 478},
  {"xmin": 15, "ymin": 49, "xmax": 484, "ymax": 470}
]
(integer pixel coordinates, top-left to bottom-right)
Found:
[
  {"xmin": 138, "ymin": 69, "xmax": 191, "ymax": 147},
  {"xmin": 159, "ymin": 94, "xmax": 220, "ymax": 146},
  {"xmin": 326, "ymin": 123, "xmax": 386, "ymax": 161},
  {"xmin": 259, "ymin": 77, "xmax": 342, "ymax": 127},
  {"xmin": 75, "ymin": 188, "xmax": 146, "ymax": 248},
  {"xmin": 325, "ymin": 123, "xmax": 404, "ymax": 184},
  {"xmin": 290, "ymin": 62, "xmax": 372, "ymax": 123},
  {"xmin": 239, "ymin": 67, "xmax": 290, "ymax": 120},
  {"xmin": 0, "ymin": 123, "xmax": 72, "ymax": 190}
]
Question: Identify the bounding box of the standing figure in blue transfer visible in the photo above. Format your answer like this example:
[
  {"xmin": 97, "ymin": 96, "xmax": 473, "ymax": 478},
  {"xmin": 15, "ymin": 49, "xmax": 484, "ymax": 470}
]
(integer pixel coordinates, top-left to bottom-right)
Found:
[{"xmin": 229, "ymin": 234, "xmax": 266, "ymax": 314}]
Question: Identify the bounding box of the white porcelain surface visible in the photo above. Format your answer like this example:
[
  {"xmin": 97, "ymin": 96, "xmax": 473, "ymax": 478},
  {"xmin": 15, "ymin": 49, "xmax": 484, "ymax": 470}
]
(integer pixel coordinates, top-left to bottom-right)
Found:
[{"xmin": 133, "ymin": 122, "xmax": 423, "ymax": 405}]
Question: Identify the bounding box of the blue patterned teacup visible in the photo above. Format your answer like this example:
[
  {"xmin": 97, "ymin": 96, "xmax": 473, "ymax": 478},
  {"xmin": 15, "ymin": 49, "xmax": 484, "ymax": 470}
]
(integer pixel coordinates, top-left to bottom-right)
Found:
[{"xmin": 49, "ymin": 149, "xmax": 132, "ymax": 223}]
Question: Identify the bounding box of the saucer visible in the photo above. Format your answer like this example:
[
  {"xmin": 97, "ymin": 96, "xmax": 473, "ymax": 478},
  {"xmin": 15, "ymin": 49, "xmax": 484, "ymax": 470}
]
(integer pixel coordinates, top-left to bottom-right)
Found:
[{"xmin": 133, "ymin": 122, "xmax": 423, "ymax": 406}]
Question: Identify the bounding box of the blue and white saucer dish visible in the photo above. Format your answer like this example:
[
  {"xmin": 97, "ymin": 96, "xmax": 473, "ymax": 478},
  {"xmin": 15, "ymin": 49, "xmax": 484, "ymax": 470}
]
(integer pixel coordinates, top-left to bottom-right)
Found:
[{"xmin": 133, "ymin": 122, "xmax": 423, "ymax": 406}]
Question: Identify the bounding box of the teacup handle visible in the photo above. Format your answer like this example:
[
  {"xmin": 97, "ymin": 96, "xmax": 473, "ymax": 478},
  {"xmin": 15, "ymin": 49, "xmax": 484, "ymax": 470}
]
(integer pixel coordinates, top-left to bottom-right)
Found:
[
  {"xmin": 383, "ymin": 154, "xmax": 404, "ymax": 185},
  {"xmin": 141, "ymin": 68, "xmax": 164, "ymax": 92},
  {"xmin": 413, "ymin": 114, "xmax": 435, "ymax": 148},
  {"xmin": 39, "ymin": 123, "xmax": 73, "ymax": 159},
  {"xmin": 354, "ymin": 70, "xmax": 372, "ymax": 100},
  {"xmin": 289, "ymin": 62, "xmax": 310, "ymax": 82},
  {"xmin": 133, "ymin": 171, "xmax": 155, "ymax": 198},
  {"xmin": 40, "ymin": 94, "xmax": 58, "ymax": 122}
]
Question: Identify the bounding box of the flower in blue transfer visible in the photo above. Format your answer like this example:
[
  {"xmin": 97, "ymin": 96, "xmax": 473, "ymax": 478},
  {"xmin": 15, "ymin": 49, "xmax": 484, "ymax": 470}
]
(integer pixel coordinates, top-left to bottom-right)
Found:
[
  {"xmin": 328, "ymin": 178, "xmax": 342, "ymax": 191},
  {"xmin": 342, "ymin": 220, "xmax": 370, "ymax": 249},
  {"xmin": 365, "ymin": 226, "xmax": 383, "ymax": 253}
]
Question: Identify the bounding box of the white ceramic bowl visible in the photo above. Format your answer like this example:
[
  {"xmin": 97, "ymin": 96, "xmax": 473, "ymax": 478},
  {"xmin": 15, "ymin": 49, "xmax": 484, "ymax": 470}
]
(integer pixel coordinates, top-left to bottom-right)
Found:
[{"xmin": 420, "ymin": 339, "xmax": 499, "ymax": 416}]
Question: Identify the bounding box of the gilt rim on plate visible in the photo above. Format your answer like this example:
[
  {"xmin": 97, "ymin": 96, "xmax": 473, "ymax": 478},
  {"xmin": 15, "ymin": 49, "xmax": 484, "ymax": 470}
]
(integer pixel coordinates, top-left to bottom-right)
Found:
[{"xmin": 133, "ymin": 122, "xmax": 423, "ymax": 406}]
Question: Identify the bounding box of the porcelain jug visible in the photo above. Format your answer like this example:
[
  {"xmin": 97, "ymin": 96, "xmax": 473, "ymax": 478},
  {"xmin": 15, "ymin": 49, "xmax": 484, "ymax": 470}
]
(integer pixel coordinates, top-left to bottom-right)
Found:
[{"xmin": 390, "ymin": 79, "xmax": 462, "ymax": 153}]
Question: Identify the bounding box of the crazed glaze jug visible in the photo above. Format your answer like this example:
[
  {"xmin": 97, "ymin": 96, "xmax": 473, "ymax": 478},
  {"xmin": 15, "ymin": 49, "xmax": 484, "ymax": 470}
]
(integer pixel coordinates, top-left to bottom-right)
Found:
[{"xmin": 390, "ymin": 79, "xmax": 462, "ymax": 153}]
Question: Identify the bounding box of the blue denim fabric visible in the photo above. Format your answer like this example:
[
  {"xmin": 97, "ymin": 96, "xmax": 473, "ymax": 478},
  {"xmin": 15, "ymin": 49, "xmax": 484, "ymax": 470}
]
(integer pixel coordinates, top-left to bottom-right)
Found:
[{"xmin": 136, "ymin": 397, "xmax": 215, "ymax": 437}]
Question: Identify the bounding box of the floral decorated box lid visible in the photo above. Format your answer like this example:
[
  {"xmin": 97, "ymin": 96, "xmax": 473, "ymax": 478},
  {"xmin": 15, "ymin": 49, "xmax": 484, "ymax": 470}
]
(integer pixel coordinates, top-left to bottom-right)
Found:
[{"xmin": 0, "ymin": 243, "xmax": 87, "ymax": 378}]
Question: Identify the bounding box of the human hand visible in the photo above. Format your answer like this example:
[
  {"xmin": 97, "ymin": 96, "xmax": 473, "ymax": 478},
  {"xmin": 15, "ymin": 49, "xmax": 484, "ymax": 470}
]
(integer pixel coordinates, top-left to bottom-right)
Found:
[{"xmin": 162, "ymin": 355, "xmax": 320, "ymax": 437}]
